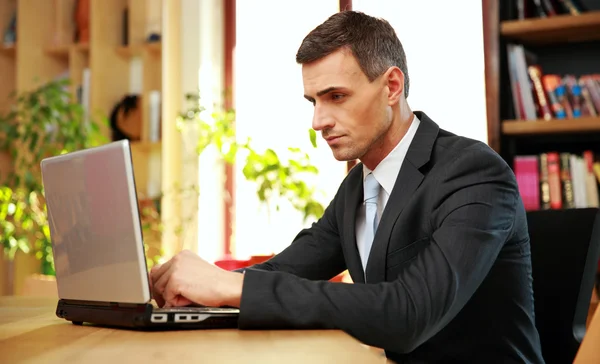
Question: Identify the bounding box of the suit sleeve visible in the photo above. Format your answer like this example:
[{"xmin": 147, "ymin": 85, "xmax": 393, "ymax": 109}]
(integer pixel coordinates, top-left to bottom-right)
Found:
[
  {"xmin": 237, "ymin": 145, "xmax": 519, "ymax": 354},
  {"xmin": 235, "ymin": 186, "xmax": 347, "ymax": 281}
]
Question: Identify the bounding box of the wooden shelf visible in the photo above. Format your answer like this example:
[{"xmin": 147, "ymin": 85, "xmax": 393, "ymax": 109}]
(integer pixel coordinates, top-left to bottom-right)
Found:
[
  {"xmin": 115, "ymin": 42, "xmax": 162, "ymax": 58},
  {"xmin": 501, "ymin": 11, "xmax": 600, "ymax": 45},
  {"xmin": 44, "ymin": 45, "xmax": 69, "ymax": 57},
  {"xmin": 0, "ymin": 0, "xmax": 168, "ymax": 296},
  {"xmin": 146, "ymin": 42, "xmax": 161, "ymax": 55},
  {"xmin": 502, "ymin": 117, "xmax": 600, "ymax": 135},
  {"xmin": 75, "ymin": 43, "xmax": 90, "ymax": 52},
  {"xmin": 44, "ymin": 43, "xmax": 89, "ymax": 57},
  {"xmin": 0, "ymin": 44, "xmax": 16, "ymax": 56},
  {"xmin": 115, "ymin": 46, "xmax": 137, "ymax": 57}
]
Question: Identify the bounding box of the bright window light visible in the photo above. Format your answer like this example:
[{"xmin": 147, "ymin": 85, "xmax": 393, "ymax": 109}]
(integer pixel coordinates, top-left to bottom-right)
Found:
[
  {"xmin": 234, "ymin": 0, "xmax": 345, "ymax": 258},
  {"xmin": 353, "ymin": 0, "xmax": 488, "ymax": 143}
]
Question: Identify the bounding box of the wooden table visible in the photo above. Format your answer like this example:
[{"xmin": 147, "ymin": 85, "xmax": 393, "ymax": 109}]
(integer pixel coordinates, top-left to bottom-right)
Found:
[
  {"xmin": 0, "ymin": 296, "xmax": 389, "ymax": 363},
  {"xmin": 575, "ymin": 302, "xmax": 600, "ymax": 363}
]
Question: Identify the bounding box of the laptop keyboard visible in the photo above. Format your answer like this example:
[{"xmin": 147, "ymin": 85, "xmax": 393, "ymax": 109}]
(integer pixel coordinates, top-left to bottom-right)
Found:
[{"xmin": 153, "ymin": 306, "xmax": 239, "ymax": 314}]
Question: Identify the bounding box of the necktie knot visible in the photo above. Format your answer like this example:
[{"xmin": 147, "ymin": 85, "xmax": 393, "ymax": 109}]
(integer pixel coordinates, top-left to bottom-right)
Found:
[{"xmin": 364, "ymin": 173, "xmax": 380, "ymax": 203}]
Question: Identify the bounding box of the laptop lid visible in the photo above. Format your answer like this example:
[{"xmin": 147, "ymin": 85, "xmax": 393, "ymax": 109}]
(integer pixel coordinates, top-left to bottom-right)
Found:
[{"xmin": 41, "ymin": 140, "xmax": 151, "ymax": 304}]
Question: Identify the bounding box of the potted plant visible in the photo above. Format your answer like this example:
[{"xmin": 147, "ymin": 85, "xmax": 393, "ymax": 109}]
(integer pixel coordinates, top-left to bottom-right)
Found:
[
  {"xmin": 175, "ymin": 92, "xmax": 328, "ymax": 262},
  {"xmin": 138, "ymin": 197, "xmax": 166, "ymax": 270},
  {"xmin": 176, "ymin": 94, "xmax": 349, "ymax": 282},
  {"xmin": 0, "ymin": 78, "xmax": 105, "ymax": 293},
  {"xmin": 177, "ymin": 92, "xmax": 325, "ymax": 220}
]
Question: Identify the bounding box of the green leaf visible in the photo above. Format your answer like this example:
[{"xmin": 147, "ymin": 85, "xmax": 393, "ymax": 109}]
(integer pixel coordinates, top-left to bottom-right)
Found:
[
  {"xmin": 2, "ymin": 221, "xmax": 15, "ymax": 236},
  {"xmin": 21, "ymin": 218, "xmax": 33, "ymax": 231},
  {"xmin": 24, "ymin": 171, "xmax": 34, "ymax": 189},
  {"xmin": 6, "ymin": 247, "xmax": 17, "ymax": 260},
  {"xmin": 263, "ymin": 149, "xmax": 279, "ymax": 165},
  {"xmin": 304, "ymin": 165, "xmax": 319, "ymax": 174},
  {"xmin": 17, "ymin": 238, "xmax": 30, "ymax": 254},
  {"xmin": 309, "ymin": 128, "xmax": 317, "ymax": 148},
  {"xmin": 7, "ymin": 202, "xmax": 16, "ymax": 215},
  {"xmin": 8, "ymin": 236, "xmax": 17, "ymax": 248},
  {"xmin": 42, "ymin": 224, "xmax": 51, "ymax": 240}
]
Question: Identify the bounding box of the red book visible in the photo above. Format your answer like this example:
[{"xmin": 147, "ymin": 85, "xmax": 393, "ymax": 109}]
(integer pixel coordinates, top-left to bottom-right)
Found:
[
  {"xmin": 514, "ymin": 156, "xmax": 540, "ymax": 211},
  {"xmin": 547, "ymin": 152, "xmax": 563, "ymax": 210}
]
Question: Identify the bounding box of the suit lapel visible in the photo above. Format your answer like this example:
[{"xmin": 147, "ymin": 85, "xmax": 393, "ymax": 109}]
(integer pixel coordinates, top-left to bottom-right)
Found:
[
  {"xmin": 365, "ymin": 112, "xmax": 440, "ymax": 283},
  {"xmin": 365, "ymin": 161, "xmax": 424, "ymax": 282},
  {"xmin": 342, "ymin": 166, "xmax": 366, "ymax": 283}
]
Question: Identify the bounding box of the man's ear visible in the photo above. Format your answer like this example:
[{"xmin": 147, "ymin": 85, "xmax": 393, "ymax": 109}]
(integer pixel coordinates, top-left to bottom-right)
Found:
[{"xmin": 385, "ymin": 66, "xmax": 404, "ymax": 106}]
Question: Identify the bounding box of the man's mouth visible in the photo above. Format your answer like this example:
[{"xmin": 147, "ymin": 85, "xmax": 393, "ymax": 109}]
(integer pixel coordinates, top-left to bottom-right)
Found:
[{"xmin": 325, "ymin": 135, "xmax": 343, "ymax": 145}]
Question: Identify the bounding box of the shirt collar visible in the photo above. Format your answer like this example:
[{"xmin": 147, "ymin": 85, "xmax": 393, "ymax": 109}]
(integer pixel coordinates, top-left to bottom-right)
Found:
[{"xmin": 363, "ymin": 114, "xmax": 421, "ymax": 195}]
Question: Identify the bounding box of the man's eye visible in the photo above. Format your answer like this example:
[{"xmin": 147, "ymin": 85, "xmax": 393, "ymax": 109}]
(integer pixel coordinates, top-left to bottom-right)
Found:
[{"xmin": 331, "ymin": 94, "xmax": 345, "ymax": 101}]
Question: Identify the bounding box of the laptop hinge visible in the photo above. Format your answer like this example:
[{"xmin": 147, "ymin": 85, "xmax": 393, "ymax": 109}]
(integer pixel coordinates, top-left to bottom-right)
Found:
[{"xmin": 60, "ymin": 299, "xmax": 149, "ymax": 311}]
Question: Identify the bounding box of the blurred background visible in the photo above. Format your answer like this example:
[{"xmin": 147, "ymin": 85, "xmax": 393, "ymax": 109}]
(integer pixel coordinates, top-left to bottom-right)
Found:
[
  {"xmin": 0, "ymin": 0, "xmax": 487, "ymax": 296},
  {"xmin": 5, "ymin": 1, "xmax": 600, "ymax": 362}
]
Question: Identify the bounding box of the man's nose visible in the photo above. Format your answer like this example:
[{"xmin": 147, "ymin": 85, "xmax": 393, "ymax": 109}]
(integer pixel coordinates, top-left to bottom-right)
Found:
[{"xmin": 312, "ymin": 106, "xmax": 334, "ymax": 131}]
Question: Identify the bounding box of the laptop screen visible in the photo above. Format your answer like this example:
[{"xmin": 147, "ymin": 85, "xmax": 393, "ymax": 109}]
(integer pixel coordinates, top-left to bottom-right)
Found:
[{"xmin": 41, "ymin": 140, "xmax": 151, "ymax": 304}]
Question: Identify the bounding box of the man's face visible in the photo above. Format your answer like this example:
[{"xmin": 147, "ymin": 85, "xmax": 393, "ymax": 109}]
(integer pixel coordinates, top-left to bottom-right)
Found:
[{"xmin": 302, "ymin": 49, "xmax": 392, "ymax": 162}]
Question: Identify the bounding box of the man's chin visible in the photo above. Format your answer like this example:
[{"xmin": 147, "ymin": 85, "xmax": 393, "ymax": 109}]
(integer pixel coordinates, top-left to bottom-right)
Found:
[{"xmin": 330, "ymin": 149, "xmax": 360, "ymax": 162}]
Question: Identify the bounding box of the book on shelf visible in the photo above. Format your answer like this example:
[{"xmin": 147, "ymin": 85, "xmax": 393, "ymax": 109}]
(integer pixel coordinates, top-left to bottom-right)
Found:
[
  {"xmin": 148, "ymin": 90, "xmax": 161, "ymax": 143},
  {"xmin": 514, "ymin": 0, "xmax": 587, "ymax": 19},
  {"xmin": 514, "ymin": 151, "xmax": 600, "ymax": 211},
  {"xmin": 506, "ymin": 43, "xmax": 600, "ymax": 121},
  {"xmin": 2, "ymin": 10, "xmax": 16, "ymax": 47},
  {"xmin": 75, "ymin": 68, "xmax": 91, "ymax": 127}
]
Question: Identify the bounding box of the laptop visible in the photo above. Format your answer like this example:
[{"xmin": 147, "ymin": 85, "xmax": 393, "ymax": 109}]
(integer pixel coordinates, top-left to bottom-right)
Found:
[{"xmin": 40, "ymin": 140, "xmax": 239, "ymax": 329}]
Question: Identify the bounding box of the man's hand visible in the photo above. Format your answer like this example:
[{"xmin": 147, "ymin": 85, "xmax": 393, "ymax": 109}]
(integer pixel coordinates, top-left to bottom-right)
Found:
[{"xmin": 149, "ymin": 250, "xmax": 244, "ymax": 308}]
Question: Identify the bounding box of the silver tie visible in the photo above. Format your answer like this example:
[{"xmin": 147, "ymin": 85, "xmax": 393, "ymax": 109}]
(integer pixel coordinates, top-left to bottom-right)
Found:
[{"xmin": 361, "ymin": 172, "xmax": 380, "ymax": 271}]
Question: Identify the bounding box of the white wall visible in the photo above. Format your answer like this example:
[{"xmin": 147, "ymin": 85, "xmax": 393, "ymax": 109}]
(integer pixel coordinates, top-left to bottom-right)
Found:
[
  {"xmin": 353, "ymin": 0, "xmax": 488, "ymax": 143},
  {"xmin": 234, "ymin": 0, "xmax": 346, "ymax": 258}
]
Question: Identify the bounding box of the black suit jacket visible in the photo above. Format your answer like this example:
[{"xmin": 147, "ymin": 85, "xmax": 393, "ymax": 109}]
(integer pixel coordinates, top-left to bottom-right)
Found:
[{"xmin": 236, "ymin": 112, "xmax": 545, "ymax": 363}]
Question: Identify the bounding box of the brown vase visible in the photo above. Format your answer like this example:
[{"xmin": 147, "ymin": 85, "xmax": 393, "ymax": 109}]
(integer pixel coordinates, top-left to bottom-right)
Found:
[{"xmin": 74, "ymin": 0, "xmax": 90, "ymax": 44}]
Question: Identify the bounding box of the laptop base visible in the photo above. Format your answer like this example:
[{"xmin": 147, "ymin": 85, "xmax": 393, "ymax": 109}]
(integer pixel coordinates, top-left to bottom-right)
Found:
[{"xmin": 56, "ymin": 299, "xmax": 239, "ymax": 330}]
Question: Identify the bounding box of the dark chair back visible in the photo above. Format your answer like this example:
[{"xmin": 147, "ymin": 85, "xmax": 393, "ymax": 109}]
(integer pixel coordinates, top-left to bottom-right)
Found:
[{"xmin": 527, "ymin": 208, "xmax": 600, "ymax": 364}]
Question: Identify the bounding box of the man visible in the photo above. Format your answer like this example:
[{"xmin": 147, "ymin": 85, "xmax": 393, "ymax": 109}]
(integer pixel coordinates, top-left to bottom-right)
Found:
[{"xmin": 150, "ymin": 11, "xmax": 544, "ymax": 363}]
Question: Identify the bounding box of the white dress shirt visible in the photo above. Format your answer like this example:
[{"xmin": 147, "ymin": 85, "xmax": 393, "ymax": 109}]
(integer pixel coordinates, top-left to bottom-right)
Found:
[{"xmin": 355, "ymin": 114, "xmax": 421, "ymax": 270}]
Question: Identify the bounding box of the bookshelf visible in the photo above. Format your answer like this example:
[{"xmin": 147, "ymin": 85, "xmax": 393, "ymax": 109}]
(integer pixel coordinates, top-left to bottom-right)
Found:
[
  {"xmin": 484, "ymin": 0, "xmax": 600, "ymax": 181},
  {"xmin": 0, "ymin": 44, "xmax": 15, "ymax": 55},
  {"xmin": 0, "ymin": 0, "xmax": 166, "ymax": 294},
  {"xmin": 501, "ymin": 10, "xmax": 600, "ymax": 44},
  {"xmin": 44, "ymin": 42, "xmax": 90, "ymax": 56},
  {"xmin": 503, "ymin": 116, "xmax": 600, "ymax": 135},
  {"xmin": 116, "ymin": 42, "xmax": 161, "ymax": 57},
  {"xmin": 484, "ymin": 0, "xmax": 600, "ymax": 351},
  {"xmin": 0, "ymin": 0, "xmax": 163, "ymax": 198}
]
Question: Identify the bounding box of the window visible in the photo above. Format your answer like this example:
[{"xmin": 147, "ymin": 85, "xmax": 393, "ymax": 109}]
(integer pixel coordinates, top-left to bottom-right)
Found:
[
  {"xmin": 234, "ymin": 0, "xmax": 345, "ymax": 258},
  {"xmin": 233, "ymin": 1, "xmax": 487, "ymax": 258},
  {"xmin": 353, "ymin": 0, "xmax": 487, "ymax": 142}
]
